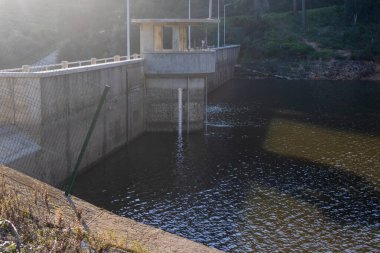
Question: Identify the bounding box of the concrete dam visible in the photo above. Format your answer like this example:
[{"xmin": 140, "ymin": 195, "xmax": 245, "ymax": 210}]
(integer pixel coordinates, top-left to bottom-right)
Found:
[{"xmin": 0, "ymin": 19, "xmax": 240, "ymax": 186}]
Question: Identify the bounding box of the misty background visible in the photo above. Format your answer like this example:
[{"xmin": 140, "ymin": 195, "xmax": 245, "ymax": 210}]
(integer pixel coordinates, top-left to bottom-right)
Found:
[{"xmin": 1, "ymin": 0, "xmax": 379, "ymax": 69}]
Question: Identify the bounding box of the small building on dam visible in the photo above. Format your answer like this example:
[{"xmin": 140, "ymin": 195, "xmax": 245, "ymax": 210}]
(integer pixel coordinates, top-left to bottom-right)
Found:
[{"xmin": 0, "ymin": 18, "xmax": 240, "ymax": 186}]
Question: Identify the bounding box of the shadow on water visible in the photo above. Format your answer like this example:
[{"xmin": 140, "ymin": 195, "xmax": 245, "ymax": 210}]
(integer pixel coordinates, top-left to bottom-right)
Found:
[{"xmin": 74, "ymin": 79, "xmax": 380, "ymax": 251}]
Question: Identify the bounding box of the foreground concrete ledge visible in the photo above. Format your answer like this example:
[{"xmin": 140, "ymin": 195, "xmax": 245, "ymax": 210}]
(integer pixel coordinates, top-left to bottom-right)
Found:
[{"xmin": 0, "ymin": 165, "xmax": 222, "ymax": 253}]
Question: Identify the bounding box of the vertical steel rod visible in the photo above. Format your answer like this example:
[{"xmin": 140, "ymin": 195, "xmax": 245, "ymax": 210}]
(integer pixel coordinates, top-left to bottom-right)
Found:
[
  {"xmin": 127, "ymin": 0, "xmax": 131, "ymax": 59},
  {"xmin": 188, "ymin": 0, "xmax": 191, "ymax": 49},
  {"xmin": 65, "ymin": 85, "xmax": 110, "ymax": 196},
  {"xmin": 218, "ymin": 0, "xmax": 220, "ymax": 48},
  {"xmin": 187, "ymin": 77, "xmax": 190, "ymax": 134}
]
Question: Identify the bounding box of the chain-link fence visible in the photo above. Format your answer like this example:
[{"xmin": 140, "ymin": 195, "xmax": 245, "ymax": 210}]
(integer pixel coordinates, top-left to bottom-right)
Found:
[{"xmin": 0, "ymin": 55, "xmax": 142, "ymax": 189}]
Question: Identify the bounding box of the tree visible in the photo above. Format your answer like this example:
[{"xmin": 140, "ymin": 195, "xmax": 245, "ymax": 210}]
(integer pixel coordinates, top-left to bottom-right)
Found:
[
  {"xmin": 293, "ymin": 0, "xmax": 297, "ymax": 15},
  {"xmin": 253, "ymin": 0, "xmax": 270, "ymax": 21},
  {"xmin": 345, "ymin": 0, "xmax": 380, "ymax": 25},
  {"xmin": 301, "ymin": 0, "xmax": 306, "ymax": 28}
]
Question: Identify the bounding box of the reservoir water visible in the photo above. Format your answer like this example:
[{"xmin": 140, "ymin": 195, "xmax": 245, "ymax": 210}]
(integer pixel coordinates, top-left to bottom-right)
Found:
[{"xmin": 74, "ymin": 79, "xmax": 380, "ymax": 252}]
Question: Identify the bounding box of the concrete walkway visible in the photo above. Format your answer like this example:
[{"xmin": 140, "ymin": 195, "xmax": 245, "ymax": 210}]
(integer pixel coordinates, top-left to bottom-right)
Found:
[{"xmin": 0, "ymin": 165, "xmax": 222, "ymax": 253}]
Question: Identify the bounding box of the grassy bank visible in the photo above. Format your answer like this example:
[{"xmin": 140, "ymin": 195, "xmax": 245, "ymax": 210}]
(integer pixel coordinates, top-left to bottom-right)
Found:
[
  {"xmin": 0, "ymin": 178, "xmax": 145, "ymax": 253},
  {"xmin": 230, "ymin": 5, "xmax": 380, "ymax": 62}
]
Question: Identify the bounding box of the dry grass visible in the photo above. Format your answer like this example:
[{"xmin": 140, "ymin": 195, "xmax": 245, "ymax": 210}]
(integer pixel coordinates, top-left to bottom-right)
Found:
[{"xmin": 0, "ymin": 176, "xmax": 147, "ymax": 253}]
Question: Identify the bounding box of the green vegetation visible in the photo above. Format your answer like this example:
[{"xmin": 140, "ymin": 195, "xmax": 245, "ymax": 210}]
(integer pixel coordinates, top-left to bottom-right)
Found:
[
  {"xmin": 0, "ymin": 180, "xmax": 145, "ymax": 253},
  {"xmin": 231, "ymin": 5, "xmax": 380, "ymax": 62}
]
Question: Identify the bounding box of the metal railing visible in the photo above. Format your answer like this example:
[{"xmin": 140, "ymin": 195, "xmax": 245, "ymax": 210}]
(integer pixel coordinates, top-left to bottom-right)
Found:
[{"xmin": 0, "ymin": 54, "xmax": 141, "ymax": 73}]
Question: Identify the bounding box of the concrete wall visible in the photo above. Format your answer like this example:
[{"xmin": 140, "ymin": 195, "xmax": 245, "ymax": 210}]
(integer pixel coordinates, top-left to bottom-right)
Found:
[
  {"xmin": 207, "ymin": 45, "xmax": 240, "ymax": 92},
  {"xmin": 143, "ymin": 46, "xmax": 239, "ymax": 133},
  {"xmin": 0, "ymin": 77, "xmax": 42, "ymax": 130},
  {"xmin": 0, "ymin": 60, "xmax": 145, "ymax": 185},
  {"xmin": 145, "ymin": 77, "xmax": 205, "ymax": 132},
  {"xmin": 0, "ymin": 45, "xmax": 239, "ymax": 184},
  {"xmin": 143, "ymin": 51, "xmax": 216, "ymax": 74}
]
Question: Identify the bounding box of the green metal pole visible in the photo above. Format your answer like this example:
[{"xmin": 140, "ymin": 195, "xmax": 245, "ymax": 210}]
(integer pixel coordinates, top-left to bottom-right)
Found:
[{"xmin": 65, "ymin": 85, "xmax": 110, "ymax": 196}]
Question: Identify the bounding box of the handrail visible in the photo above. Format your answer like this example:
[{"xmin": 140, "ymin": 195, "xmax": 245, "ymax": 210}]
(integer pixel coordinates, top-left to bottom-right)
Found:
[{"xmin": 0, "ymin": 54, "xmax": 141, "ymax": 73}]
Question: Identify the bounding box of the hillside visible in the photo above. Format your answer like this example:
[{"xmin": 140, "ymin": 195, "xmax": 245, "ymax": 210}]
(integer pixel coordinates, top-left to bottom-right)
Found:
[
  {"xmin": 0, "ymin": 0, "xmax": 63, "ymax": 69},
  {"xmin": 1, "ymin": 0, "xmax": 379, "ymax": 74},
  {"xmin": 231, "ymin": 5, "xmax": 380, "ymax": 62}
]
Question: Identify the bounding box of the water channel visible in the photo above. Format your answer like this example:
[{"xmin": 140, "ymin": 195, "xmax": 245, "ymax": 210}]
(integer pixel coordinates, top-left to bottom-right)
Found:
[{"xmin": 74, "ymin": 79, "xmax": 380, "ymax": 252}]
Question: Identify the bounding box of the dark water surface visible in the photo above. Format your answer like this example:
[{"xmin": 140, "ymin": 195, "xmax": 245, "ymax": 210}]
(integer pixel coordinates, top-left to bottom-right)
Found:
[{"xmin": 74, "ymin": 79, "xmax": 380, "ymax": 252}]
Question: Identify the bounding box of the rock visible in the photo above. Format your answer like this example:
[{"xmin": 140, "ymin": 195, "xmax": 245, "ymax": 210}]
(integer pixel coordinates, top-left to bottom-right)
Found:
[{"xmin": 238, "ymin": 59, "xmax": 376, "ymax": 80}]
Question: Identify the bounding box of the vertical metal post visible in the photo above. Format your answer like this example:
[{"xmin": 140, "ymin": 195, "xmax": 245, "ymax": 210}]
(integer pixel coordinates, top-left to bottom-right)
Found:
[
  {"xmin": 127, "ymin": 0, "xmax": 131, "ymax": 59},
  {"xmin": 209, "ymin": 0, "xmax": 212, "ymax": 19},
  {"xmin": 64, "ymin": 85, "xmax": 110, "ymax": 196},
  {"xmin": 188, "ymin": 0, "xmax": 191, "ymax": 50},
  {"xmin": 11, "ymin": 80, "xmax": 16, "ymax": 125},
  {"xmin": 224, "ymin": 3, "xmax": 231, "ymax": 46},
  {"xmin": 205, "ymin": 77, "xmax": 208, "ymax": 133},
  {"xmin": 224, "ymin": 4, "xmax": 226, "ymax": 46},
  {"xmin": 187, "ymin": 77, "xmax": 190, "ymax": 134},
  {"xmin": 217, "ymin": 0, "xmax": 220, "ymax": 48},
  {"xmin": 178, "ymin": 88, "xmax": 183, "ymax": 135},
  {"xmin": 302, "ymin": 0, "xmax": 306, "ymax": 28}
]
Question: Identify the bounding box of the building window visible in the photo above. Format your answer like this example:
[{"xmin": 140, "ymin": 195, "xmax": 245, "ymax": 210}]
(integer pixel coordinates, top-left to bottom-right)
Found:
[{"xmin": 163, "ymin": 26, "xmax": 173, "ymax": 50}]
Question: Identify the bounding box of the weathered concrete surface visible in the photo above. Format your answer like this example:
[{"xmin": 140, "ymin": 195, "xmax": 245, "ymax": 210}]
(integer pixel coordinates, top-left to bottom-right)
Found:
[
  {"xmin": 0, "ymin": 59, "xmax": 145, "ymax": 185},
  {"xmin": 143, "ymin": 46, "xmax": 239, "ymax": 132},
  {"xmin": 0, "ymin": 46, "xmax": 239, "ymax": 183},
  {"xmin": 207, "ymin": 46, "xmax": 240, "ymax": 92},
  {"xmin": 145, "ymin": 77, "xmax": 205, "ymax": 132},
  {"xmin": 143, "ymin": 52, "xmax": 216, "ymax": 74},
  {"xmin": 0, "ymin": 165, "xmax": 222, "ymax": 253}
]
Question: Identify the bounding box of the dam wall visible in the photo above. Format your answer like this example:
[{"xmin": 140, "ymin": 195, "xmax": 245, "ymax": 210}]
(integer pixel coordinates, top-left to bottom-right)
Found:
[
  {"xmin": 0, "ymin": 46, "xmax": 239, "ymax": 185},
  {"xmin": 208, "ymin": 45, "xmax": 240, "ymax": 92},
  {"xmin": 0, "ymin": 59, "xmax": 145, "ymax": 185}
]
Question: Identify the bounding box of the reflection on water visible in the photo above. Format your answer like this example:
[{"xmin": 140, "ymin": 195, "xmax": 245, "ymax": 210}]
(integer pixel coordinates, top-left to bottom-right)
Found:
[
  {"xmin": 74, "ymin": 80, "xmax": 380, "ymax": 252},
  {"xmin": 264, "ymin": 117, "xmax": 380, "ymax": 188}
]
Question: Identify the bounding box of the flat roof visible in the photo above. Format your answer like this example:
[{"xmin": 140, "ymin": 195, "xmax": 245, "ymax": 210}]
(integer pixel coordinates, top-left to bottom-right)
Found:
[{"xmin": 132, "ymin": 18, "xmax": 219, "ymax": 25}]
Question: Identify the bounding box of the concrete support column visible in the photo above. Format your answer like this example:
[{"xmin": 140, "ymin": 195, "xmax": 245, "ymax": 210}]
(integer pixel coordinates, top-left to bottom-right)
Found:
[
  {"xmin": 172, "ymin": 26, "xmax": 180, "ymax": 51},
  {"xmin": 154, "ymin": 25, "xmax": 163, "ymax": 51},
  {"xmin": 179, "ymin": 26, "xmax": 188, "ymax": 51},
  {"xmin": 61, "ymin": 61, "xmax": 69, "ymax": 69},
  {"xmin": 22, "ymin": 65, "xmax": 30, "ymax": 72}
]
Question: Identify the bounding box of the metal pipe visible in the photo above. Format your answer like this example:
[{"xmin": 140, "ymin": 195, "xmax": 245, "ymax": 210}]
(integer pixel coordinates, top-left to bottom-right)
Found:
[
  {"xmin": 224, "ymin": 3, "xmax": 231, "ymax": 46},
  {"xmin": 218, "ymin": 0, "xmax": 220, "ymax": 48},
  {"xmin": 178, "ymin": 88, "xmax": 183, "ymax": 135},
  {"xmin": 65, "ymin": 85, "xmax": 110, "ymax": 196},
  {"xmin": 127, "ymin": 0, "xmax": 131, "ymax": 59},
  {"xmin": 188, "ymin": 0, "xmax": 191, "ymax": 49},
  {"xmin": 187, "ymin": 77, "xmax": 190, "ymax": 134},
  {"xmin": 209, "ymin": 0, "xmax": 212, "ymax": 19}
]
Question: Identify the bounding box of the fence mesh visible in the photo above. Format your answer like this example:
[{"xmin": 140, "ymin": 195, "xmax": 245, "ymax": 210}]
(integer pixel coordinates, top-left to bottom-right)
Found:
[{"xmin": 0, "ymin": 56, "xmax": 132, "ymax": 188}]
